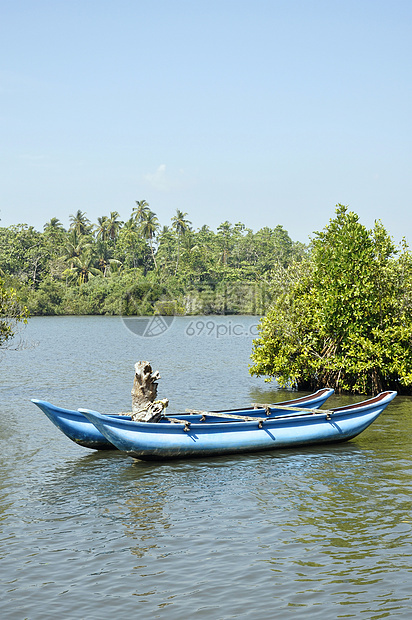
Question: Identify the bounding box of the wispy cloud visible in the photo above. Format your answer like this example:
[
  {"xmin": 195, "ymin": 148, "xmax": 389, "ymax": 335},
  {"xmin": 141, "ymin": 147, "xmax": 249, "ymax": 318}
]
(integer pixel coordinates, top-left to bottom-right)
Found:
[
  {"xmin": 143, "ymin": 164, "xmax": 192, "ymax": 192},
  {"xmin": 144, "ymin": 164, "xmax": 168, "ymax": 190}
]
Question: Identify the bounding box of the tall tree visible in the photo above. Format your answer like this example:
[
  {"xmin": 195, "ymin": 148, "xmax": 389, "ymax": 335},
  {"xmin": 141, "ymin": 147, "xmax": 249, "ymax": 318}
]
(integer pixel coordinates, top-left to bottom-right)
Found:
[
  {"xmin": 63, "ymin": 248, "xmax": 100, "ymax": 285},
  {"xmin": 95, "ymin": 239, "xmax": 112, "ymax": 276},
  {"xmin": 43, "ymin": 217, "xmax": 65, "ymax": 232},
  {"xmin": 62, "ymin": 230, "xmax": 92, "ymax": 268},
  {"xmin": 117, "ymin": 218, "xmax": 146, "ymax": 268},
  {"xmin": 140, "ymin": 210, "xmax": 160, "ymax": 269},
  {"xmin": 171, "ymin": 209, "xmax": 192, "ymax": 274},
  {"xmin": 0, "ymin": 224, "xmax": 45, "ymax": 287},
  {"xmin": 95, "ymin": 216, "xmax": 109, "ymax": 242},
  {"xmin": 69, "ymin": 210, "xmax": 91, "ymax": 236},
  {"xmin": 216, "ymin": 221, "xmax": 233, "ymax": 266},
  {"xmin": 41, "ymin": 218, "xmax": 67, "ymax": 277},
  {"xmin": 106, "ymin": 211, "xmax": 123, "ymax": 246},
  {"xmin": 250, "ymin": 205, "xmax": 412, "ymax": 394},
  {"xmin": 155, "ymin": 225, "xmax": 177, "ymax": 275},
  {"xmin": 132, "ymin": 200, "xmax": 150, "ymax": 224}
]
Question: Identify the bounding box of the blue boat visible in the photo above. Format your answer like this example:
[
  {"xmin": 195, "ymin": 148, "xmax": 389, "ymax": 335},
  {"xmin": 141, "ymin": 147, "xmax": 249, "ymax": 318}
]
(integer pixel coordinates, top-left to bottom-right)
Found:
[
  {"xmin": 79, "ymin": 391, "xmax": 397, "ymax": 460},
  {"xmin": 31, "ymin": 401, "xmax": 131, "ymax": 450},
  {"xmin": 31, "ymin": 388, "xmax": 334, "ymax": 451}
]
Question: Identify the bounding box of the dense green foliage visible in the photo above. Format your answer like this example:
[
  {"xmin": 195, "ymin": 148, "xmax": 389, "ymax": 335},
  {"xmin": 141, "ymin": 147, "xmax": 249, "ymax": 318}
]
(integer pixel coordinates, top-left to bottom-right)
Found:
[
  {"xmin": 250, "ymin": 205, "xmax": 412, "ymax": 394},
  {"xmin": 0, "ymin": 277, "xmax": 29, "ymax": 348},
  {"xmin": 3, "ymin": 202, "xmax": 410, "ymax": 393},
  {"xmin": 0, "ymin": 205, "xmax": 306, "ymax": 316}
]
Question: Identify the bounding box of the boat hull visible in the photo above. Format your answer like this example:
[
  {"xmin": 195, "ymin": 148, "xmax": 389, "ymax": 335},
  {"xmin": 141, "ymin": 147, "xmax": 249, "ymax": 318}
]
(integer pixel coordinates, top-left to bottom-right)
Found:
[
  {"xmin": 80, "ymin": 391, "xmax": 397, "ymax": 460},
  {"xmin": 31, "ymin": 389, "xmax": 334, "ymax": 450},
  {"xmin": 31, "ymin": 401, "xmax": 130, "ymax": 450}
]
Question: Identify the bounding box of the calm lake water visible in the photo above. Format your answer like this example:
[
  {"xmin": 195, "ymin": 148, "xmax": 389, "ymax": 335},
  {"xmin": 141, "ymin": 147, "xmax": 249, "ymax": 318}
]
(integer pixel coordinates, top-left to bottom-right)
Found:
[{"xmin": 1, "ymin": 316, "xmax": 411, "ymax": 619}]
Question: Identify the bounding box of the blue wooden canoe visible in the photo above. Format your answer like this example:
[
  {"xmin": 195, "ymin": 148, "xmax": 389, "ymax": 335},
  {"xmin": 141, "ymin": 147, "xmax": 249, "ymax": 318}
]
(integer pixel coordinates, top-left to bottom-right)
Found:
[
  {"xmin": 31, "ymin": 388, "xmax": 334, "ymax": 451},
  {"xmin": 79, "ymin": 391, "xmax": 397, "ymax": 460}
]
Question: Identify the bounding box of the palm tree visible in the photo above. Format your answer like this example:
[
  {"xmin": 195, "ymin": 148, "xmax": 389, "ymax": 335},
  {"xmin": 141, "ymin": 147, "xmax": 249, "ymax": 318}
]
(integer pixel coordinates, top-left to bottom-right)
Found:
[
  {"xmin": 132, "ymin": 200, "xmax": 150, "ymax": 224},
  {"xmin": 140, "ymin": 210, "xmax": 159, "ymax": 269},
  {"xmin": 62, "ymin": 230, "xmax": 92, "ymax": 268},
  {"xmin": 122, "ymin": 217, "xmax": 139, "ymax": 237},
  {"xmin": 95, "ymin": 238, "xmax": 111, "ymax": 276},
  {"xmin": 118, "ymin": 218, "xmax": 145, "ymax": 268},
  {"xmin": 217, "ymin": 221, "xmax": 233, "ymax": 265},
  {"xmin": 95, "ymin": 238, "xmax": 123, "ymax": 276},
  {"xmin": 43, "ymin": 217, "xmax": 66, "ymax": 259},
  {"xmin": 171, "ymin": 209, "xmax": 192, "ymax": 275},
  {"xmin": 69, "ymin": 210, "xmax": 91, "ymax": 236},
  {"xmin": 121, "ymin": 217, "xmax": 139, "ymax": 247},
  {"xmin": 106, "ymin": 258, "xmax": 122, "ymax": 276},
  {"xmin": 43, "ymin": 217, "xmax": 65, "ymax": 232},
  {"xmin": 95, "ymin": 216, "xmax": 109, "ymax": 242},
  {"xmin": 106, "ymin": 211, "xmax": 123, "ymax": 246},
  {"xmin": 156, "ymin": 225, "xmax": 176, "ymax": 274},
  {"xmin": 64, "ymin": 247, "xmax": 100, "ymax": 285}
]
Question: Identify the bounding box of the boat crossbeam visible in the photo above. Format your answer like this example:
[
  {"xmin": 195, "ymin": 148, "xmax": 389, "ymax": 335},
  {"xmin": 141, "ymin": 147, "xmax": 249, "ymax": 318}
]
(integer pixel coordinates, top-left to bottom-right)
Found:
[{"xmin": 185, "ymin": 407, "xmax": 334, "ymax": 421}]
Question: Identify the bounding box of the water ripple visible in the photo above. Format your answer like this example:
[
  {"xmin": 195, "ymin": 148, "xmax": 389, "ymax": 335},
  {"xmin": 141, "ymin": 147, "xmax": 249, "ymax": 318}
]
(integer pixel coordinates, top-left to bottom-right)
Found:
[{"xmin": 1, "ymin": 317, "xmax": 411, "ymax": 619}]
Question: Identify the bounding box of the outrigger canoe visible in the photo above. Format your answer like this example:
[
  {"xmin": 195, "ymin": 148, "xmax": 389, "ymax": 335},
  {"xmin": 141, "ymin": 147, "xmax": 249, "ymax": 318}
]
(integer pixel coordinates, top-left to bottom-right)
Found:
[
  {"xmin": 79, "ymin": 391, "xmax": 397, "ymax": 461},
  {"xmin": 31, "ymin": 388, "xmax": 334, "ymax": 451}
]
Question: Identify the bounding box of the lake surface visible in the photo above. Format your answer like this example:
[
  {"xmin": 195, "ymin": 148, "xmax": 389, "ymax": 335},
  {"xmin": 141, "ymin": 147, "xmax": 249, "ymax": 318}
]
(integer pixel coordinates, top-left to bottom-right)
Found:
[{"xmin": 1, "ymin": 316, "xmax": 411, "ymax": 619}]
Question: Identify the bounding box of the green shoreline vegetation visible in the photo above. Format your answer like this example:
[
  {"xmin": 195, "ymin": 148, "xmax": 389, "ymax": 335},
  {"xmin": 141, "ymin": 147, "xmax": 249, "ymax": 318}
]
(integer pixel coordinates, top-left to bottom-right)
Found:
[
  {"xmin": 2, "ymin": 203, "xmax": 412, "ymax": 394},
  {"xmin": 0, "ymin": 202, "xmax": 306, "ymax": 317},
  {"xmin": 251, "ymin": 205, "xmax": 412, "ymax": 394}
]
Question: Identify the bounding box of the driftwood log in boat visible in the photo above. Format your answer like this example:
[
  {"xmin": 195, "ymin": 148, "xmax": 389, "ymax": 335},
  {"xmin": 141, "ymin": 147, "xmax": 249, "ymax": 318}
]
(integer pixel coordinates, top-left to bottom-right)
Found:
[{"xmin": 131, "ymin": 361, "xmax": 168, "ymax": 422}]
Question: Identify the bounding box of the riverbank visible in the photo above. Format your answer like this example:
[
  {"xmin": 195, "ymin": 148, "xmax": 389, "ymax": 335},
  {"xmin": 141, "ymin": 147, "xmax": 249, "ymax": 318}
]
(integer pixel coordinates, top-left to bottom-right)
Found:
[{"xmin": 15, "ymin": 275, "xmax": 274, "ymax": 317}]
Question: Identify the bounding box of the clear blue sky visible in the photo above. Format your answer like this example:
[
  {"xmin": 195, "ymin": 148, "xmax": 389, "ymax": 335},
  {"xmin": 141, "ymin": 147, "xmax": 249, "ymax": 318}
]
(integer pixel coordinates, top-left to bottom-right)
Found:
[{"xmin": 1, "ymin": 0, "xmax": 411, "ymax": 243}]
